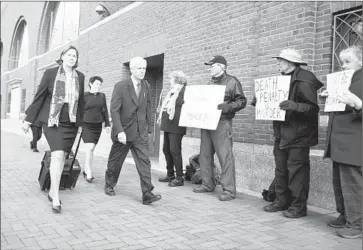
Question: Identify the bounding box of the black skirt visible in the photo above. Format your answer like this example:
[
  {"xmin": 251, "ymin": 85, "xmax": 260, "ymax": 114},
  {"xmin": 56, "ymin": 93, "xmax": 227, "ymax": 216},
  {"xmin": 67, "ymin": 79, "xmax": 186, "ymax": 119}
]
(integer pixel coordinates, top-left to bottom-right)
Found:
[
  {"xmin": 42, "ymin": 104, "xmax": 78, "ymax": 153},
  {"xmin": 82, "ymin": 122, "xmax": 102, "ymax": 144}
]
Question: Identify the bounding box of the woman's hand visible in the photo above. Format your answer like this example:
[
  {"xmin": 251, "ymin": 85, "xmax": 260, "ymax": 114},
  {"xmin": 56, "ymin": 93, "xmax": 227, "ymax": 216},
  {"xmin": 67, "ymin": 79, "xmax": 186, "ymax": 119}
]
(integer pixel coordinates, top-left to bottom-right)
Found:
[
  {"xmin": 78, "ymin": 126, "xmax": 82, "ymax": 134},
  {"xmin": 105, "ymin": 127, "xmax": 111, "ymax": 134},
  {"xmin": 22, "ymin": 122, "xmax": 30, "ymax": 134},
  {"xmin": 337, "ymin": 90, "xmax": 362, "ymax": 110}
]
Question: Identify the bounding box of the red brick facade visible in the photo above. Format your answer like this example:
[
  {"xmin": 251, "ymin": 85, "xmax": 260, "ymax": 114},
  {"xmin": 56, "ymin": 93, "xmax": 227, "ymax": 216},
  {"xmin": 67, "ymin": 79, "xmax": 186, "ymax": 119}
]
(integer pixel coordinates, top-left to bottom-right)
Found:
[{"xmin": 1, "ymin": 2, "xmax": 362, "ymax": 150}]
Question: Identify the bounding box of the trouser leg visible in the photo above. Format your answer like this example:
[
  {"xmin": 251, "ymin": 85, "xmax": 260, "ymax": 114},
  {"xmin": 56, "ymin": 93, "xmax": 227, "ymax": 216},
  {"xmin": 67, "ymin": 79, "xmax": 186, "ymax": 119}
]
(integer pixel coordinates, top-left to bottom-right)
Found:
[
  {"xmin": 130, "ymin": 136, "xmax": 154, "ymax": 195},
  {"xmin": 332, "ymin": 161, "xmax": 345, "ymax": 216},
  {"xmin": 273, "ymin": 139, "xmax": 289, "ymax": 207},
  {"xmin": 287, "ymin": 147, "xmax": 310, "ymax": 213},
  {"xmin": 105, "ymin": 141, "xmax": 130, "ymax": 188},
  {"xmin": 199, "ymin": 129, "xmax": 216, "ymax": 191},
  {"xmin": 162, "ymin": 132, "xmax": 175, "ymax": 177},
  {"xmin": 339, "ymin": 163, "xmax": 362, "ymax": 230},
  {"xmin": 211, "ymin": 119, "xmax": 236, "ymax": 196},
  {"xmin": 168, "ymin": 133, "xmax": 184, "ymax": 178}
]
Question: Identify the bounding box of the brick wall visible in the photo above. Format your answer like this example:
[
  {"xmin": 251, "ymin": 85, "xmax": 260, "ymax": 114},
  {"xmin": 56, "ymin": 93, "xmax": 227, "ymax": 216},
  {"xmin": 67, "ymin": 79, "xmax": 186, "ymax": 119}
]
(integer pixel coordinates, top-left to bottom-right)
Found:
[{"xmin": 1, "ymin": 1, "xmax": 361, "ymax": 150}]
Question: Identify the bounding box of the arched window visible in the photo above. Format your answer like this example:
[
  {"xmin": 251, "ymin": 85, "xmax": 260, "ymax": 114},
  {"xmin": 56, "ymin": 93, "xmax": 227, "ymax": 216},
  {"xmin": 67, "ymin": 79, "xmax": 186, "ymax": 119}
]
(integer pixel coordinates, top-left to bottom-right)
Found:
[
  {"xmin": 38, "ymin": 2, "xmax": 80, "ymax": 54},
  {"xmin": 9, "ymin": 17, "xmax": 29, "ymax": 69}
]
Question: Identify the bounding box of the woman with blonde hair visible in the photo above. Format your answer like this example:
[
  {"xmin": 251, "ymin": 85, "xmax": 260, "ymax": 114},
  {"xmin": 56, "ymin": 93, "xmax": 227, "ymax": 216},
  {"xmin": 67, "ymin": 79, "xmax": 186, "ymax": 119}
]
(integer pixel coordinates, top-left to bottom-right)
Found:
[
  {"xmin": 322, "ymin": 45, "xmax": 362, "ymax": 239},
  {"xmin": 22, "ymin": 45, "xmax": 85, "ymax": 213},
  {"xmin": 157, "ymin": 70, "xmax": 188, "ymax": 187}
]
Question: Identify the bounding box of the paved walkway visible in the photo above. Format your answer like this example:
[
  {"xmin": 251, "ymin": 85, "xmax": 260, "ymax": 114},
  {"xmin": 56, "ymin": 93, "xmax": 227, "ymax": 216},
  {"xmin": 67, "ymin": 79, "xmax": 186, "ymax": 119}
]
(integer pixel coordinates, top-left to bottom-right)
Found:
[{"xmin": 1, "ymin": 130, "xmax": 362, "ymax": 250}]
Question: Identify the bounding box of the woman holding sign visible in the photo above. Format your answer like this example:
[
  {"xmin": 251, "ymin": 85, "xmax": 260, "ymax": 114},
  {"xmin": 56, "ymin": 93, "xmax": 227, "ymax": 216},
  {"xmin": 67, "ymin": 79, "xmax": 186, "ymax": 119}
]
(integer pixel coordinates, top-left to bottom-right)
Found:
[
  {"xmin": 322, "ymin": 45, "xmax": 362, "ymax": 239},
  {"xmin": 157, "ymin": 71, "xmax": 187, "ymax": 187}
]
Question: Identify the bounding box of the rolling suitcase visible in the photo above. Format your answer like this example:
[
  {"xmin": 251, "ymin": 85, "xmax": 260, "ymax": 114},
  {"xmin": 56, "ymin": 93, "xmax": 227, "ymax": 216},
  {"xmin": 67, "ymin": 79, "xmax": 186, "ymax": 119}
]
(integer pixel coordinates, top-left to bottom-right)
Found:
[{"xmin": 38, "ymin": 133, "xmax": 82, "ymax": 191}]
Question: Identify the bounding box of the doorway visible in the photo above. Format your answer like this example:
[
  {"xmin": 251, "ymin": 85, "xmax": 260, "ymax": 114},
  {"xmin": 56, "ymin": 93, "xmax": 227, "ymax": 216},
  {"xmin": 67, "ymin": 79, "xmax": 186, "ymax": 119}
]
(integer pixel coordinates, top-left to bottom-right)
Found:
[{"xmin": 9, "ymin": 86, "xmax": 21, "ymax": 119}]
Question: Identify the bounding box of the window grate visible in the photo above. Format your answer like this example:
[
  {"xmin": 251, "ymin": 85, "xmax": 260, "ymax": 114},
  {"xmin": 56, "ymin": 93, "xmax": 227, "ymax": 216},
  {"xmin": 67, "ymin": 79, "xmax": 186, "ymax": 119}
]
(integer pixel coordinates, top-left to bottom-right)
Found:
[{"xmin": 332, "ymin": 7, "xmax": 362, "ymax": 72}]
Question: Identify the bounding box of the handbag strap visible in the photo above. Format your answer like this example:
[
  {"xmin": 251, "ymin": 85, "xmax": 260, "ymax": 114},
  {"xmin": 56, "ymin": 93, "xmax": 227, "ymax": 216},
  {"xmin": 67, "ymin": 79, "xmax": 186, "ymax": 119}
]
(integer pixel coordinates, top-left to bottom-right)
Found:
[{"xmin": 69, "ymin": 132, "xmax": 82, "ymax": 172}]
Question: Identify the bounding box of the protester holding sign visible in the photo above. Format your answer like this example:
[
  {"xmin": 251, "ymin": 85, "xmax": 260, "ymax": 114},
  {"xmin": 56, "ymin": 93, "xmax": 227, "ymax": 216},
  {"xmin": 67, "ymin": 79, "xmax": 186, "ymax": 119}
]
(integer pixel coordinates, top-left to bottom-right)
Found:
[
  {"xmin": 193, "ymin": 55, "xmax": 246, "ymax": 201},
  {"xmin": 262, "ymin": 48, "xmax": 323, "ymax": 219},
  {"xmin": 321, "ymin": 45, "xmax": 362, "ymax": 239},
  {"xmin": 157, "ymin": 70, "xmax": 187, "ymax": 187}
]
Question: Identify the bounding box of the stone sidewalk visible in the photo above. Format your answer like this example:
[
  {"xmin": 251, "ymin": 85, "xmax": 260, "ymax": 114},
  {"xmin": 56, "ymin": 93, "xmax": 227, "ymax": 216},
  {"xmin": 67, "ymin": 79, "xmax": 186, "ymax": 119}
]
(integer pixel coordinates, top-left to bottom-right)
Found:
[{"xmin": 1, "ymin": 131, "xmax": 362, "ymax": 250}]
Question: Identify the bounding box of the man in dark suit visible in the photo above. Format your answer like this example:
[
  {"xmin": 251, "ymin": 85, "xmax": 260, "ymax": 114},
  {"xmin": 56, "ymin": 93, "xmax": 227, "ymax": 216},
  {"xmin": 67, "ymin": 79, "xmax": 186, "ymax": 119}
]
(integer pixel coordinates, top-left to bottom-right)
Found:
[{"xmin": 105, "ymin": 57, "xmax": 162, "ymax": 205}]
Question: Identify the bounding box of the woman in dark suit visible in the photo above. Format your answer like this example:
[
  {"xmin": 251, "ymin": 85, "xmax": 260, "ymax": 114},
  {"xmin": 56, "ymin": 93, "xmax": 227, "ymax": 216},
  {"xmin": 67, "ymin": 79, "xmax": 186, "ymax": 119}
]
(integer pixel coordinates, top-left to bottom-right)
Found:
[
  {"xmin": 157, "ymin": 70, "xmax": 187, "ymax": 187},
  {"xmin": 82, "ymin": 76, "xmax": 110, "ymax": 183},
  {"xmin": 22, "ymin": 45, "xmax": 85, "ymax": 213},
  {"xmin": 321, "ymin": 45, "xmax": 362, "ymax": 239}
]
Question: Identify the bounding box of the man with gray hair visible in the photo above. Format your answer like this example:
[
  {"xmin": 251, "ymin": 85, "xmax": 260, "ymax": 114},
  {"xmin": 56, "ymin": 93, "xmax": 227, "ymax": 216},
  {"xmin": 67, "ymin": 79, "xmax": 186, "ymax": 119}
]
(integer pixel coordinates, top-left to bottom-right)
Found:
[
  {"xmin": 193, "ymin": 55, "xmax": 247, "ymax": 201},
  {"xmin": 105, "ymin": 56, "xmax": 162, "ymax": 205}
]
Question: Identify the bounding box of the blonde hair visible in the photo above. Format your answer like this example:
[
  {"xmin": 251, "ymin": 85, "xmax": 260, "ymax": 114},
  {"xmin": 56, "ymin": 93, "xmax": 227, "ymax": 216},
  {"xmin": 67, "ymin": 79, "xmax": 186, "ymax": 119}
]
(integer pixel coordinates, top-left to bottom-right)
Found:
[
  {"xmin": 169, "ymin": 70, "xmax": 189, "ymax": 86},
  {"xmin": 340, "ymin": 45, "xmax": 362, "ymax": 66}
]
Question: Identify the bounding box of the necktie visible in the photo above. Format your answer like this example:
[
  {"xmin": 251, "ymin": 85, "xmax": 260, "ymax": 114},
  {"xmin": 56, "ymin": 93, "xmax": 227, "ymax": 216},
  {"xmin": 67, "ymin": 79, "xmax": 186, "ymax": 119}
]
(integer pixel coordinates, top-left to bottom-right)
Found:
[{"xmin": 136, "ymin": 82, "xmax": 140, "ymax": 98}]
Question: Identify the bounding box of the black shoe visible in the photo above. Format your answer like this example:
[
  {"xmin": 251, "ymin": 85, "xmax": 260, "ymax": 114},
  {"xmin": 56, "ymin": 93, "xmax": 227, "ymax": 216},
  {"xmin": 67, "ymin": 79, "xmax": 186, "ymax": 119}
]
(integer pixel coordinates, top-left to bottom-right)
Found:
[
  {"xmin": 30, "ymin": 142, "xmax": 34, "ymax": 150},
  {"xmin": 83, "ymin": 171, "xmax": 87, "ymax": 178},
  {"xmin": 327, "ymin": 215, "xmax": 346, "ymax": 228},
  {"xmin": 105, "ymin": 186, "xmax": 115, "ymax": 196},
  {"xmin": 52, "ymin": 205, "xmax": 62, "ymax": 213},
  {"xmin": 159, "ymin": 176, "xmax": 175, "ymax": 182},
  {"xmin": 142, "ymin": 192, "xmax": 162, "ymax": 205},
  {"xmin": 86, "ymin": 177, "xmax": 94, "ymax": 183},
  {"xmin": 168, "ymin": 178, "xmax": 184, "ymax": 187},
  {"xmin": 282, "ymin": 208, "xmax": 307, "ymax": 218},
  {"xmin": 32, "ymin": 148, "xmax": 39, "ymax": 152},
  {"xmin": 263, "ymin": 203, "xmax": 287, "ymax": 212}
]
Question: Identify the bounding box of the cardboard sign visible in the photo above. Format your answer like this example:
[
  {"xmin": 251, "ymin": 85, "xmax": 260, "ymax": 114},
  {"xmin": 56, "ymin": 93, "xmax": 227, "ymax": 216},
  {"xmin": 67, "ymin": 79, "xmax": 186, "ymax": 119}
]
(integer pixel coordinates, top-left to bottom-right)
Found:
[
  {"xmin": 324, "ymin": 70, "xmax": 355, "ymax": 112},
  {"xmin": 179, "ymin": 85, "xmax": 226, "ymax": 130},
  {"xmin": 254, "ymin": 75, "xmax": 290, "ymax": 121}
]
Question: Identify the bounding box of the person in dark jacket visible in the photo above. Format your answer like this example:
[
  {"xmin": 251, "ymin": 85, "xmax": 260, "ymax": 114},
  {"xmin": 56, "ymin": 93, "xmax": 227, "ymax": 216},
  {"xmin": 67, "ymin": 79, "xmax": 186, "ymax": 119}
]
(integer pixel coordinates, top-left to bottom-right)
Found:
[
  {"xmin": 82, "ymin": 76, "xmax": 111, "ymax": 183},
  {"xmin": 21, "ymin": 45, "xmax": 85, "ymax": 213},
  {"xmin": 321, "ymin": 45, "xmax": 362, "ymax": 239},
  {"xmin": 262, "ymin": 48, "xmax": 323, "ymax": 218},
  {"xmin": 193, "ymin": 55, "xmax": 247, "ymax": 201},
  {"xmin": 157, "ymin": 70, "xmax": 187, "ymax": 187}
]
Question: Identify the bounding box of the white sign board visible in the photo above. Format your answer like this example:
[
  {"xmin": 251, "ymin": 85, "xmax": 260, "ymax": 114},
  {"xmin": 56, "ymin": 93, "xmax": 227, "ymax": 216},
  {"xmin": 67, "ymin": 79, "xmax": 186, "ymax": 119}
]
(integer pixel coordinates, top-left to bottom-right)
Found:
[
  {"xmin": 179, "ymin": 85, "xmax": 226, "ymax": 130},
  {"xmin": 254, "ymin": 75, "xmax": 290, "ymax": 121},
  {"xmin": 324, "ymin": 70, "xmax": 355, "ymax": 112}
]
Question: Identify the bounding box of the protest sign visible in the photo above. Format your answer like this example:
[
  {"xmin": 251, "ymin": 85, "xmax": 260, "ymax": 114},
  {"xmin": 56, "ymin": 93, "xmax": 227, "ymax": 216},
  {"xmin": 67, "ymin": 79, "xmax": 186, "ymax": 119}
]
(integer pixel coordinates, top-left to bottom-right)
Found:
[
  {"xmin": 324, "ymin": 70, "xmax": 355, "ymax": 112},
  {"xmin": 179, "ymin": 85, "xmax": 226, "ymax": 130},
  {"xmin": 254, "ymin": 75, "xmax": 290, "ymax": 121}
]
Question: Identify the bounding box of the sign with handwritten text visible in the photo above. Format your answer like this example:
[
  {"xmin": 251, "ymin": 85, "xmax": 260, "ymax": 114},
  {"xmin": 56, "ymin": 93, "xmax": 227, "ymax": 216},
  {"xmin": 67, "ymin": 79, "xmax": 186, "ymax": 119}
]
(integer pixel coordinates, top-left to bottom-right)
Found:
[
  {"xmin": 179, "ymin": 85, "xmax": 226, "ymax": 130},
  {"xmin": 324, "ymin": 70, "xmax": 355, "ymax": 112},
  {"xmin": 254, "ymin": 75, "xmax": 290, "ymax": 121}
]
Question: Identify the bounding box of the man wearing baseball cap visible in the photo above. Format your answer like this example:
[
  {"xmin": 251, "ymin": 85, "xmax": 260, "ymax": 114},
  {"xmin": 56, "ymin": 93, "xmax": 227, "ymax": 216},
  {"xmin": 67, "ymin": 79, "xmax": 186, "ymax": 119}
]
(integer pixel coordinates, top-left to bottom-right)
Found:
[
  {"xmin": 262, "ymin": 48, "xmax": 323, "ymax": 218},
  {"xmin": 193, "ymin": 55, "xmax": 247, "ymax": 201}
]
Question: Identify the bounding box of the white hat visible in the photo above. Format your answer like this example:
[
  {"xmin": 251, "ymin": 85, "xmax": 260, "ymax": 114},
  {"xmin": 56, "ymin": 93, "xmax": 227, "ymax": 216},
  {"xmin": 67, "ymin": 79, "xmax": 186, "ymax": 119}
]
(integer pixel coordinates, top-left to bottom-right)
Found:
[{"xmin": 272, "ymin": 48, "xmax": 307, "ymax": 66}]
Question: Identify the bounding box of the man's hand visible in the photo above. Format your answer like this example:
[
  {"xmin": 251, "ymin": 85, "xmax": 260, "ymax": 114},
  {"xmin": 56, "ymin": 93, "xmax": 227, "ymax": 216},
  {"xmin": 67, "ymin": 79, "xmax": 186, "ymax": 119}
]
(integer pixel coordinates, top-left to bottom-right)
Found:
[
  {"xmin": 117, "ymin": 132, "xmax": 127, "ymax": 144},
  {"xmin": 279, "ymin": 100, "xmax": 298, "ymax": 111},
  {"xmin": 217, "ymin": 103, "xmax": 232, "ymax": 113},
  {"xmin": 78, "ymin": 126, "xmax": 82, "ymax": 134},
  {"xmin": 337, "ymin": 90, "xmax": 362, "ymax": 110}
]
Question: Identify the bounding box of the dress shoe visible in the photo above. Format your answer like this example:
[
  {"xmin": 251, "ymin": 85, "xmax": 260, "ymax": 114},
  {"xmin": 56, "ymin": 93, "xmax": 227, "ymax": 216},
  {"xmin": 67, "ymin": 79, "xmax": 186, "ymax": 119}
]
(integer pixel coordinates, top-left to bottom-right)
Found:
[
  {"xmin": 32, "ymin": 148, "xmax": 39, "ymax": 152},
  {"xmin": 159, "ymin": 176, "xmax": 175, "ymax": 182},
  {"xmin": 168, "ymin": 178, "xmax": 184, "ymax": 187},
  {"xmin": 86, "ymin": 177, "xmax": 94, "ymax": 183},
  {"xmin": 336, "ymin": 227, "xmax": 362, "ymax": 239},
  {"xmin": 193, "ymin": 185, "xmax": 214, "ymax": 193},
  {"xmin": 52, "ymin": 205, "xmax": 62, "ymax": 213},
  {"xmin": 282, "ymin": 208, "xmax": 307, "ymax": 218},
  {"xmin": 263, "ymin": 203, "xmax": 287, "ymax": 212},
  {"xmin": 327, "ymin": 214, "xmax": 346, "ymax": 228},
  {"xmin": 30, "ymin": 142, "xmax": 34, "ymax": 150},
  {"xmin": 104, "ymin": 186, "xmax": 115, "ymax": 196},
  {"xmin": 218, "ymin": 191, "xmax": 235, "ymax": 201},
  {"xmin": 142, "ymin": 192, "xmax": 162, "ymax": 205}
]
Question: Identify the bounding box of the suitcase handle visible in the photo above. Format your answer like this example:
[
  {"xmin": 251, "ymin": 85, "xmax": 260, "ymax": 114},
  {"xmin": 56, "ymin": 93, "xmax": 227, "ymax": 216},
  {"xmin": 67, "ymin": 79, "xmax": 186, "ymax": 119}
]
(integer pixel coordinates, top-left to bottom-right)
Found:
[{"xmin": 69, "ymin": 132, "xmax": 82, "ymax": 174}]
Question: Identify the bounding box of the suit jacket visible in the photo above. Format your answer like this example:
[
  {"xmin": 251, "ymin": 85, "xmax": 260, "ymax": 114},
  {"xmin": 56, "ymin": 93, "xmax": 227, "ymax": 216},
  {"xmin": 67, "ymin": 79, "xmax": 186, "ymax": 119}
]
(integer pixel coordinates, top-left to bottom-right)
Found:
[
  {"xmin": 25, "ymin": 66, "xmax": 85, "ymax": 127},
  {"xmin": 83, "ymin": 91, "xmax": 110, "ymax": 126},
  {"xmin": 160, "ymin": 86, "xmax": 187, "ymax": 135},
  {"xmin": 324, "ymin": 68, "xmax": 362, "ymax": 167},
  {"xmin": 110, "ymin": 78, "xmax": 152, "ymax": 142}
]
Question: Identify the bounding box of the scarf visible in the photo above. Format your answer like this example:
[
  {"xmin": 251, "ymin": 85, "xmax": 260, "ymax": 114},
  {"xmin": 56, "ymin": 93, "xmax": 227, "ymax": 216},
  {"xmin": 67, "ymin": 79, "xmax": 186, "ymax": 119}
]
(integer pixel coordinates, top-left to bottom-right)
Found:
[
  {"xmin": 48, "ymin": 66, "xmax": 79, "ymax": 127},
  {"xmin": 157, "ymin": 84, "xmax": 183, "ymax": 125}
]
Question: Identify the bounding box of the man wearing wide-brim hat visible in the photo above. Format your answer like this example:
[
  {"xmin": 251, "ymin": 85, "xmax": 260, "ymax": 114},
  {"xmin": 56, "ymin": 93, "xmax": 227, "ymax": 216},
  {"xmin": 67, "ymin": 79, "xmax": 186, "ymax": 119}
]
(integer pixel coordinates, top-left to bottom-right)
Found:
[{"xmin": 261, "ymin": 48, "xmax": 323, "ymax": 218}]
